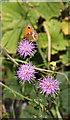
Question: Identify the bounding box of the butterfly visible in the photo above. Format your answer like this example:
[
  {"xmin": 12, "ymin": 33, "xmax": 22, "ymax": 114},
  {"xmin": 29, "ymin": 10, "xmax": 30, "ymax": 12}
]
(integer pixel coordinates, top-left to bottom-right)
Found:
[{"xmin": 24, "ymin": 24, "xmax": 38, "ymax": 42}]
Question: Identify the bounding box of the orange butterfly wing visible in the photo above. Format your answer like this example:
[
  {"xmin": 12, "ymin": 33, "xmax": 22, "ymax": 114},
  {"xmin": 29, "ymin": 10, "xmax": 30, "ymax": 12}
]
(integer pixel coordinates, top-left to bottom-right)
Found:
[
  {"xmin": 24, "ymin": 24, "xmax": 38, "ymax": 42},
  {"xmin": 24, "ymin": 24, "xmax": 32, "ymax": 38}
]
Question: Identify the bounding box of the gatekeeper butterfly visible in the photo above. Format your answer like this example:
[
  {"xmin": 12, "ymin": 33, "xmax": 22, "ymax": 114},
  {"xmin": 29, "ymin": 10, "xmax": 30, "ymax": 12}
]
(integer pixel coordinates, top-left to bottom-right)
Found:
[{"xmin": 24, "ymin": 24, "xmax": 38, "ymax": 42}]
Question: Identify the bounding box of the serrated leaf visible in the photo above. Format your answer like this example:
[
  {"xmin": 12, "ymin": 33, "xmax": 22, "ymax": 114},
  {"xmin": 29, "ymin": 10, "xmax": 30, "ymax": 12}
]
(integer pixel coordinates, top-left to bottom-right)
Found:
[
  {"xmin": 2, "ymin": 2, "xmax": 38, "ymax": 53},
  {"xmin": 2, "ymin": 3, "xmax": 22, "ymax": 29},
  {"xmin": 44, "ymin": 19, "xmax": 68, "ymax": 53},
  {"xmin": 28, "ymin": 2, "xmax": 63, "ymax": 20}
]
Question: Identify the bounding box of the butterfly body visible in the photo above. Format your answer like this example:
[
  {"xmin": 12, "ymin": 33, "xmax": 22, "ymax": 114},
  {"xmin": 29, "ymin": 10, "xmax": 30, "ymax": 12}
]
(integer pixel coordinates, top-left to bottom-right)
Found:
[{"xmin": 24, "ymin": 24, "xmax": 38, "ymax": 42}]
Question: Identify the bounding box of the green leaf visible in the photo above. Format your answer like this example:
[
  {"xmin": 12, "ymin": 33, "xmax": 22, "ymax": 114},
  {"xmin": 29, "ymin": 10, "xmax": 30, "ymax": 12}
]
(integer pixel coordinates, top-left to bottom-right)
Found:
[
  {"xmin": 2, "ymin": 2, "xmax": 26, "ymax": 29},
  {"xmin": 2, "ymin": 2, "xmax": 25, "ymax": 53},
  {"xmin": 28, "ymin": 2, "xmax": 63, "ymax": 20},
  {"xmin": 3, "ymin": 70, "xmax": 22, "ymax": 100},
  {"xmin": 44, "ymin": 19, "xmax": 68, "ymax": 54},
  {"xmin": 2, "ymin": 29, "xmax": 21, "ymax": 53},
  {"xmin": 57, "ymin": 71, "xmax": 70, "ymax": 114},
  {"xmin": 36, "ymin": 33, "xmax": 48, "ymax": 66},
  {"xmin": 3, "ymin": 78, "xmax": 23, "ymax": 100},
  {"xmin": 59, "ymin": 47, "xmax": 70, "ymax": 65},
  {"xmin": 60, "ymin": 51, "xmax": 70, "ymax": 65},
  {"xmin": 61, "ymin": 19, "xmax": 70, "ymax": 35},
  {"xmin": 37, "ymin": 19, "xmax": 68, "ymax": 64},
  {"xmin": 60, "ymin": 88, "xmax": 70, "ymax": 114},
  {"xmin": 20, "ymin": 105, "xmax": 39, "ymax": 118},
  {"xmin": 37, "ymin": 33, "xmax": 48, "ymax": 49},
  {"xmin": 57, "ymin": 71, "xmax": 69, "ymax": 90},
  {"xmin": 2, "ymin": 2, "xmax": 33, "ymax": 53},
  {"xmin": 51, "ymin": 48, "xmax": 58, "ymax": 55},
  {"xmin": 24, "ymin": 82, "xmax": 37, "ymax": 99}
]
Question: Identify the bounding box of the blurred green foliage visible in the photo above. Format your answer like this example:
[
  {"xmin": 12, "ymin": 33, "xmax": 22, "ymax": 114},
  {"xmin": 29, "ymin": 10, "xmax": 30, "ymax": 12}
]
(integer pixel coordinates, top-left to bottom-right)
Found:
[{"xmin": 2, "ymin": 1, "xmax": 70, "ymax": 119}]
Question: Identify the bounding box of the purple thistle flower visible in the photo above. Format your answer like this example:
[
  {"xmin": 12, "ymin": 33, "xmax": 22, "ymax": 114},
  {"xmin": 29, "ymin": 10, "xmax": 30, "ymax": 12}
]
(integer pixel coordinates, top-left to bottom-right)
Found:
[
  {"xmin": 39, "ymin": 76, "xmax": 59, "ymax": 96},
  {"xmin": 17, "ymin": 63, "xmax": 35, "ymax": 83},
  {"xmin": 17, "ymin": 39, "xmax": 35, "ymax": 58}
]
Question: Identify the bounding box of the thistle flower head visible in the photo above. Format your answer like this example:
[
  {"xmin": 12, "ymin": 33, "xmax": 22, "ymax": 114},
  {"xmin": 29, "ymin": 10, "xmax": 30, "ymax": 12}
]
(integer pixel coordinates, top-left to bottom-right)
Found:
[
  {"xmin": 17, "ymin": 39, "xmax": 35, "ymax": 58},
  {"xmin": 17, "ymin": 63, "xmax": 35, "ymax": 83},
  {"xmin": 39, "ymin": 76, "xmax": 59, "ymax": 96}
]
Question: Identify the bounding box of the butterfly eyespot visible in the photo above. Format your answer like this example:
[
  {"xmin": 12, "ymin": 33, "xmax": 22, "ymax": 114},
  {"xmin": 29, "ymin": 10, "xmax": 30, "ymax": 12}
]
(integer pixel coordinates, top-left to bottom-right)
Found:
[{"xmin": 28, "ymin": 26, "xmax": 30, "ymax": 29}]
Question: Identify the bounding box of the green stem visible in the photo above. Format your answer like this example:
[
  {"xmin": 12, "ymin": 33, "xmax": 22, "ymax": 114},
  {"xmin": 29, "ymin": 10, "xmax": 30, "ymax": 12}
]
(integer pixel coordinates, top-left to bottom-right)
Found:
[
  {"xmin": 31, "ymin": 81, "xmax": 38, "ymax": 97},
  {"xmin": 0, "ymin": 82, "xmax": 31, "ymax": 101},
  {"xmin": 12, "ymin": 100, "xmax": 16, "ymax": 119},
  {"xmin": 38, "ymin": 47, "xmax": 48, "ymax": 67},
  {"xmin": 3, "ymin": 57, "xmax": 28, "ymax": 65},
  {"xmin": 54, "ymin": 99, "xmax": 62, "ymax": 119},
  {"xmin": 56, "ymin": 105, "xmax": 62, "ymax": 119},
  {"xmin": 8, "ymin": 58, "xmax": 27, "ymax": 64}
]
